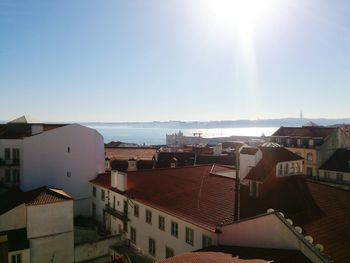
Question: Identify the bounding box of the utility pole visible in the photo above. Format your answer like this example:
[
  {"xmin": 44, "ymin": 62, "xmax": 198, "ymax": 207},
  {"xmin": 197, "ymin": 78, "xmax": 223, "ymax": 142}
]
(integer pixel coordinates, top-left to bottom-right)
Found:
[{"xmin": 234, "ymin": 145, "xmax": 240, "ymax": 221}]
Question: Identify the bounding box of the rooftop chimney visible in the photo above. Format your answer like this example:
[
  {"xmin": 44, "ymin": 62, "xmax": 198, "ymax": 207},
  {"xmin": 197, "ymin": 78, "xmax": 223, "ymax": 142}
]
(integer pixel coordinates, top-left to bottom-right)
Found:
[
  {"xmin": 127, "ymin": 158, "xmax": 138, "ymax": 172},
  {"xmin": 170, "ymin": 157, "xmax": 178, "ymax": 168},
  {"xmin": 111, "ymin": 170, "xmax": 127, "ymax": 192}
]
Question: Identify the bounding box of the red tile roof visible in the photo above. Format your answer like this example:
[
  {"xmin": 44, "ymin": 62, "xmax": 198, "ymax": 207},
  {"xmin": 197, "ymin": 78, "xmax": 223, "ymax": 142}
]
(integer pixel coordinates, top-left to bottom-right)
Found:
[
  {"xmin": 245, "ymin": 147, "xmax": 304, "ymax": 182},
  {"xmin": 299, "ymin": 181, "xmax": 350, "ymax": 263},
  {"xmin": 105, "ymin": 147, "xmax": 157, "ymax": 161},
  {"xmin": 25, "ymin": 186, "xmax": 73, "ymax": 206},
  {"xmin": 91, "ymin": 168, "xmax": 350, "ymax": 262},
  {"xmin": 157, "ymin": 252, "xmax": 267, "ymax": 263},
  {"xmin": 272, "ymin": 126, "xmax": 336, "ymax": 139},
  {"xmin": 91, "ymin": 166, "xmax": 236, "ymax": 231}
]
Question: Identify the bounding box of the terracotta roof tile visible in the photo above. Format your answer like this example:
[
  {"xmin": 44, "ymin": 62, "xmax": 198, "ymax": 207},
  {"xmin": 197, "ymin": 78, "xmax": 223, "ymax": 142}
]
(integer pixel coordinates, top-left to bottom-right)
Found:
[
  {"xmin": 272, "ymin": 126, "xmax": 336, "ymax": 139},
  {"xmin": 245, "ymin": 147, "xmax": 303, "ymax": 182},
  {"xmin": 105, "ymin": 147, "xmax": 157, "ymax": 161}
]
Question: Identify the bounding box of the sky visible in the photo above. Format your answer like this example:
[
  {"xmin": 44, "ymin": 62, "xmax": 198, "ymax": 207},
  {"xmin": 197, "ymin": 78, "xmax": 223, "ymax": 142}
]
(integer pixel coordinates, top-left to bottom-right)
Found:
[{"xmin": 1, "ymin": 0, "xmax": 350, "ymax": 122}]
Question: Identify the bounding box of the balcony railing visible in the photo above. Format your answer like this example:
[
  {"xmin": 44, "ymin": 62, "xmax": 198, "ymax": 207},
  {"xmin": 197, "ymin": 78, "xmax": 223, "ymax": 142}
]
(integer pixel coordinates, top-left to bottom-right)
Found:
[
  {"xmin": 0, "ymin": 159, "xmax": 20, "ymax": 166},
  {"xmin": 104, "ymin": 204, "xmax": 129, "ymax": 222}
]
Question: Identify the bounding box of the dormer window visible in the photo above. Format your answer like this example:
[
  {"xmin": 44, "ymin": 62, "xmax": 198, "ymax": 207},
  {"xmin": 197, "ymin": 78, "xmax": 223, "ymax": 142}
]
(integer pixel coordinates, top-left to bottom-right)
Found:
[
  {"xmin": 297, "ymin": 139, "xmax": 301, "ymax": 147},
  {"xmin": 278, "ymin": 164, "xmax": 283, "ymax": 176},
  {"xmin": 308, "ymin": 139, "xmax": 314, "ymax": 148},
  {"xmin": 284, "ymin": 163, "xmax": 289, "ymax": 175}
]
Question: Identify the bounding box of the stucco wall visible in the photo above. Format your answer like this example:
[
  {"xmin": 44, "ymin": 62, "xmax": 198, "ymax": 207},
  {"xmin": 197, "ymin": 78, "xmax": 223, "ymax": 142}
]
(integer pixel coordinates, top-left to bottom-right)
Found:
[
  {"xmin": 92, "ymin": 184, "xmax": 218, "ymax": 261},
  {"xmin": 74, "ymin": 235, "xmax": 120, "ymax": 263},
  {"xmin": 30, "ymin": 231, "xmax": 74, "ymax": 263},
  {"xmin": 0, "ymin": 204, "xmax": 26, "ymax": 232},
  {"xmin": 22, "ymin": 124, "xmax": 104, "ymax": 215},
  {"xmin": 219, "ymin": 213, "xmax": 325, "ymax": 263},
  {"xmin": 27, "ymin": 201, "xmax": 73, "ymax": 239}
]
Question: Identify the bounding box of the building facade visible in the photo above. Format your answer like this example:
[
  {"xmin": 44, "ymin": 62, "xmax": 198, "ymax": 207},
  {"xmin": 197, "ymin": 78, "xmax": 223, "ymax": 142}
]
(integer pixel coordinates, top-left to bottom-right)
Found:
[{"xmin": 0, "ymin": 116, "xmax": 105, "ymax": 215}]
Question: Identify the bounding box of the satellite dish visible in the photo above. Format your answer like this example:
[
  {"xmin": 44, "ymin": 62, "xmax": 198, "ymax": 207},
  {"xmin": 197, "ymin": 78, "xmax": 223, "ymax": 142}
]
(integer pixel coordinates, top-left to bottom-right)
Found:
[
  {"xmin": 267, "ymin": 208, "xmax": 274, "ymax": 213},
  {"xmin": 315, "ymin": 244, "xmax": 324, "ymax": 252},
  {"xmin": 295, "ymin": 226, "xmax": 302, "ymax": 234},
  {"xmin": 305, "ymin": 235, "xmax": 314, "ymax": 244},
  {"xmin": 278, "ymin": 212, "xmax": 285, "ymax": 218},
  {"xmin": 286, "ymin": 219, "xmax": 293, "ymax": 225}
]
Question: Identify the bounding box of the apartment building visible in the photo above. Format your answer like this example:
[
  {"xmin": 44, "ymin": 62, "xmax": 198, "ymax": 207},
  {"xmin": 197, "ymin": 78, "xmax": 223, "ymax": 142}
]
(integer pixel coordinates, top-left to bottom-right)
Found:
[
  {"xmin": 0, "ymin": 115, "xmax": 105, "ymax": 215},
  {"xmin": 269, "ymin": 125, "xmax": 350, "ymax": 178},
  {"xmin": 0, "ymin": 186, "xmax": 74, "ymax": 263}
]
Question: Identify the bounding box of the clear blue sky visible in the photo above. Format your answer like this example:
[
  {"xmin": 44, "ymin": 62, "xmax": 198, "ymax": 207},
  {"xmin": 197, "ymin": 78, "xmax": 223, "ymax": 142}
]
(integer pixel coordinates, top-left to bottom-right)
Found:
[{"xmin": 1, "ymin": 0, "xmax": 350, "ymax": 122}]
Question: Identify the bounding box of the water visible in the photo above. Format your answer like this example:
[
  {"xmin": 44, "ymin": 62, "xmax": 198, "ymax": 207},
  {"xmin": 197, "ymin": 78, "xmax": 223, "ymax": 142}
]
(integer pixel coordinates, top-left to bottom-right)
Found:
[{"xmin": 85, "ymin": 124, "xmax": 278, "ymax": 145}]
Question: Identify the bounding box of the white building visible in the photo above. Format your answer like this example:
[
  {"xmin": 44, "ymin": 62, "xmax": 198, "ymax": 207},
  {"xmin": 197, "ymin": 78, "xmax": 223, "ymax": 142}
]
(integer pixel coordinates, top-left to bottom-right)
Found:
[
  {"xmin": 0, "ymin": 115, "xmax": 105, "ymax": 215},
  {"xmin": 0, "ymin": 186, "xmax": 74, "ymax": 263},
  {"xmin": 90, "ymin": 162, "xmax": 329, "ymax": 262}
]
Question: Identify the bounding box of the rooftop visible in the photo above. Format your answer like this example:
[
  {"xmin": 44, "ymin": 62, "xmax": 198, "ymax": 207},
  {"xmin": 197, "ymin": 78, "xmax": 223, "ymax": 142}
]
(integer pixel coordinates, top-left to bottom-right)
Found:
[
  {"xmin": 245, "ymin": 147, "xmax": 304, "ymax": 182},
  {"xmin": 105, "ymin": 147, "xmax": 158, "ymax": 161},
  {"xmin": 319, "ymin": 148, "xmax": 350, "ymax": 173},
  {"xmin": 271, "ymin": 126, "xmax": 337, "ymax": 139}
]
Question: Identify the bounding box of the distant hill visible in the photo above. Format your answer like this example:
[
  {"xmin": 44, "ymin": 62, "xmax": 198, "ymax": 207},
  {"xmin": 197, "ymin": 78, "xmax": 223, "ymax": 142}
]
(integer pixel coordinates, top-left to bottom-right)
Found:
[{"xmin": 80, "ymin": 118, "xmax": 350, "ymax": 129}]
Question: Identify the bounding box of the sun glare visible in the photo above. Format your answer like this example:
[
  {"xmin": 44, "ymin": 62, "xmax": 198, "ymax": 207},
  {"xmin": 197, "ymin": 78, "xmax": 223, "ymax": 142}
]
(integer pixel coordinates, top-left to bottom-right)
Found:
[{"xmin": 211, "ymin": 0, "xmax": 275, "ymax": 32}]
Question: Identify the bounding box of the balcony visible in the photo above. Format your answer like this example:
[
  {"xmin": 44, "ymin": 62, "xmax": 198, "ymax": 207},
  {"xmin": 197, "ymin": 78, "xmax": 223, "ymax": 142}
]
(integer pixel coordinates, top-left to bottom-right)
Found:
[
  {"xmin": 0, "ymin": 159, "xmax": 20, "ymax": 166},
  {"xmin": 104, "ymin": 204, "xmax": 129, "ymax": 222}
]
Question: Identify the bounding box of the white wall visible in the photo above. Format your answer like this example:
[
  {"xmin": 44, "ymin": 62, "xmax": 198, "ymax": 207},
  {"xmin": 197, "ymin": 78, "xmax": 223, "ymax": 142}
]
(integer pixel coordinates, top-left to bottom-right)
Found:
[
  {"xmin": 219, "ymin": 213, "xmax": 326, "ymax": 263},
  {"xmin": 27, "ymin": 201, "xmax": 73, "ymax": 239},
  {"xmin": 30, "ymin": 231, "xmax": 74, "ymax": 263},
  {"xmin": 92, "ymin": 184, "xmax": 218, "ymax": 261},
  {"xmin": 239, "ymin": 149, "xmax": 262, "ymax": 180},
  {"xmin": 22, "ymin": 124, "xmax": 104, "ymax": 215},
  {"xmin": 0, "ymin": 204, "xmax": 26, "ymax": 232}
]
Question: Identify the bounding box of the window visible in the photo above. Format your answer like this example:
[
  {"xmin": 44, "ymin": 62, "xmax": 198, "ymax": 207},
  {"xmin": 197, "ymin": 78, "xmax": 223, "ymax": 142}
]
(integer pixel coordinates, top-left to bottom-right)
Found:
[
  {"xmin": 12, "ymin": 169, "xmax": 20, "ymax": 184},
  {"xmin": 171, "ymin": 221, "xmax": 178, "ymax": 237},
  {"xmin": 278, "ymin": 164, "xmax": 283, "ymax": 176},
  {"xmin": 130, "ymin": 227, "xmax": 136, "ymax": 244},
  {"xmin": 336, "ymin": 173, "xmax": 343, "ymax": 182},
  {"xmin": 67, "ymin": 171, "xmax": 71, "ymax": 177},
  {"xmin": 12, "ymin": 148, "xmax": 20, "ymax": 164},
  {"xmin": 92, "ymin": 186, "xmax": 96, "ymax": 197},
  {"xmin": 295, "ymin": 162, "xmax": 301, "ymax": 173},
  {"xmin": 11, "ymin": 253, "xmax": 22, "ymax": 263},
  {"xmin": 92, "ymin": 203, "xmax": 96, "ymax": 218},
  {"xmin": 148, "ymin": 237, "xmax": 156, "ymax": 257},
  {"xmin": 291, "ymin": 163, "xmax": 295, "ymax": 174},
  {"xmin": 165, "ymin": 247, "xmax": 175, "ymax": 258},
  {"xmin": 324, "ymin": 171, "xmax": 330, "ymax": 180},
  {"xmin": 297, "ymin": 139, "xmax": 301, "ymax": 147},
  {"xmin": 202, "ymin": 235, "xmax": 212, "ymax": 248},
  {"xmin": 284, "ymin": 163, "xmax": 289, "ymax": 175},
  {"xmin": 134, "ymin": 204, "xmax": 139, "ymax": 217},
  {"xmin": 113, "ymin": 196, "xmax": 116, "ymax": 209},
  {"xmin": 146, "ymin": 209, "xmax": 152, "ymax": 224},
  {"xmin": 101, "ymin": 189, "xmax": 105, "ymax": 201},
  {"xmin": 307, "ymin": 167, "xmax": 313, "ymax": 176},
  {"xmin": 159, "ymin": 215, "xmax": 165, "ymax": 231},
  {"xmin": 307, "ymin": 153, "xmax": 313, "ymax": 161},
  {"xmin": 185, "ymin": 227, "xmax": 194, "ymax": 245},
  {"xmin": 308, "ymin": 139, "xmax": 314, "ymax": 147},
  {"xmin": 4, "ymin": 148, "xmax": 10, "ymax": 160},
  {"xmin": 67, "ymin": 146, "xmax": 70, "ymax": 152},
  {"xmin": 5, "ymin": 169, "xmax": 11, "ymax": 182}
]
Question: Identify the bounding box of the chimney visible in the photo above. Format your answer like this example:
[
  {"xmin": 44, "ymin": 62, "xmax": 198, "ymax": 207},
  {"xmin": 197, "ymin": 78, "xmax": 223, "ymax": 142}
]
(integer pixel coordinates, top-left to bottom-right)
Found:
[
  {"xmin": 127, "ymin": 158, "xmax": 138, "ymax": 172},
  {"xmin": 170, "ymin": 157, "xmax": 178, "ymax": 168},
  {"xmin": 111, "ymin": 170, "xmax": 127, "ymax": 192},
  {"xmin": 105, "ymin": 157, "xmax": 111, "ymax": 172}
]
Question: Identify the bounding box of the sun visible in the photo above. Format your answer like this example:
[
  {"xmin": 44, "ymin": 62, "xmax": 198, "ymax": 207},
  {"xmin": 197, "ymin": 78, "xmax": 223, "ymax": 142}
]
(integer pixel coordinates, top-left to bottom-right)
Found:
[{"xmin": 210, "ymin": 0, "xmax": 276, "ymax": 32}]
